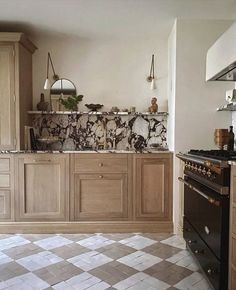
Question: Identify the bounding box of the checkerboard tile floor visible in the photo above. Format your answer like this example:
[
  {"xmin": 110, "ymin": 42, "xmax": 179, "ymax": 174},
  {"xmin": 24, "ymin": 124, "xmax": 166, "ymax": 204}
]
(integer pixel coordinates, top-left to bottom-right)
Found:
[{"xmin": 0, "ymin": 233, "xmax": 212, "ymax": 290}]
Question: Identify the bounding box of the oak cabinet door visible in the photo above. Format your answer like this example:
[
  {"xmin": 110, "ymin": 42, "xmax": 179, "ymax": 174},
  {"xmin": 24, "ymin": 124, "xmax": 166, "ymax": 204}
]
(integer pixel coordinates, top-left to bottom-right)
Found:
[
  {"xmin": 16, "ymin": 155, "xmax": 69, "ymax": 221},
  {"xmin": 0, "ymin": 190, "xmax": 11, "ymax": 219},
  {"xmin": 73, "ymin": 173, "xmax": 128, "ymax": 220},
  {"xmin": 134, "ymin": 154, "xmax": 172, "ymax": 221},
  {"xmin": 0, "ymin": 44, "xmax": 16, "ymax": 150}
]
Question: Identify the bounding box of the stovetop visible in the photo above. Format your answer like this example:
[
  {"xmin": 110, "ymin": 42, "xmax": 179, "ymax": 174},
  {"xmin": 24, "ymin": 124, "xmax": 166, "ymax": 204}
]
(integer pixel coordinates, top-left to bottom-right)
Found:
[{"xmin": 188, "ymin": 149, "xmax": 236, "ymax": 161}]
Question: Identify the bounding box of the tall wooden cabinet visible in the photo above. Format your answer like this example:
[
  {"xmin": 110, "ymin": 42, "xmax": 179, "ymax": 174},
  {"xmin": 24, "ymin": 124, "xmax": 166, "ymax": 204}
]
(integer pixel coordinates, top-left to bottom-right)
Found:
[
  {"xmin": 133, "ymin": 154, "xmax": 172, "ymax": 221},
  {"xmin": 0, "ymin": 33, "xmax": 36, "ymax": 150}
]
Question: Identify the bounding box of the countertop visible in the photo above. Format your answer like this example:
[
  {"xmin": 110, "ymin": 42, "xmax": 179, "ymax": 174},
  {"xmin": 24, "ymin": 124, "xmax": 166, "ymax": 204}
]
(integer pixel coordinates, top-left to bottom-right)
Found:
[{"xmin": 0, "ymin": 149, "xmax": 172, "ymax": 154}]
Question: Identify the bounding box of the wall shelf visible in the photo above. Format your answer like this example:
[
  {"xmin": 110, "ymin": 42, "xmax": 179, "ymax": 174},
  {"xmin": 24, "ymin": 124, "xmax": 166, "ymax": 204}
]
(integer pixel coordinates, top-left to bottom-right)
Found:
[
  {"xmin": 217, "ymin": 102, "xmax": 236, "ymax": 111},
  {"xmin": 28, "ymin": 111, "xmax": 168, "ymax": 116}
]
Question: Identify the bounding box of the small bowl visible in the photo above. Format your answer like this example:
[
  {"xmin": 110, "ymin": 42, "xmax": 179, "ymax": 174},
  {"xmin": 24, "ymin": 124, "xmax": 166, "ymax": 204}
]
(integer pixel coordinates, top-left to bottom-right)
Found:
[{"xmin": 85, "ymin": 104, "xmax": 103, "ymax": 111}]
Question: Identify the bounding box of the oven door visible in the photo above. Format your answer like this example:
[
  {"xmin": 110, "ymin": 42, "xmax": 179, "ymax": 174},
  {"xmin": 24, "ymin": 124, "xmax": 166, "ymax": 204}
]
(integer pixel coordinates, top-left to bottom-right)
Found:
[{"xmin": 180, "ymin": 176, "xmax": 227, "ymax": 260}]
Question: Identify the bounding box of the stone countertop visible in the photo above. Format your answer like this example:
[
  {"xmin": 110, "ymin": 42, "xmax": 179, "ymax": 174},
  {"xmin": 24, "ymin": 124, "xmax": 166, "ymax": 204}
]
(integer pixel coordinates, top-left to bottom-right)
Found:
[{"xmin": 0, "ymin": 149, "xmax": 172, "ymax": 154}]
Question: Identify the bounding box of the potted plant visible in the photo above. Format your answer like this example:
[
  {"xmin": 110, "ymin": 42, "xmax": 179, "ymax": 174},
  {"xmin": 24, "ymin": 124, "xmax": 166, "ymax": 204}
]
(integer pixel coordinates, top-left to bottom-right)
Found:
[{"xmin": 59, "ymin": 94, "xmax": 83, "ymax": 111}]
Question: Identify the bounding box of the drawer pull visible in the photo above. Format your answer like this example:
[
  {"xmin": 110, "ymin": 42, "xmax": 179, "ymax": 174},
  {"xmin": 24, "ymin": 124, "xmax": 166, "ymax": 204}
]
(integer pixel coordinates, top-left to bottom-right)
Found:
[
  {"xmin": 99, "ymin": 163, "xmax": 103, "ymax": 167},
  {"xmin": 207, "ymin": 268, "xmax": 217, "ymax": 276},
  {"xmin": 99, "ymin": 175, "xmax": 103, "ymax": 179},
  {"xmin": 194, "ymin": 249, "xmax": 204, "ymax": 254},
  {"xmin": 188, "ymin": 240, "xmax": 196, "ymax": 244}
]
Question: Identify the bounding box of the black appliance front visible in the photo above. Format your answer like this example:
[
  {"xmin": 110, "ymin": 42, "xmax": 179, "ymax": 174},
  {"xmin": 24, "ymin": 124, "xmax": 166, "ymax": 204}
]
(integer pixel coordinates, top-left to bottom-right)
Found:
[{"xmin": 183, "ymin": 176, "xmax": 229, "ymax": 290}]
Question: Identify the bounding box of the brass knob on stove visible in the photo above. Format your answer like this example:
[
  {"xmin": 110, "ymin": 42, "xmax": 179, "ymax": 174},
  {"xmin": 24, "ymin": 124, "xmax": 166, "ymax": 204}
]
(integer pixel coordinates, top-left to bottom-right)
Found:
[
  {"xmin": 207, "ymin": 170, "xmax": 212, "ymax": 177},
  {"xmin": 202, "ymin": 168, "xmax": 206, "ymax": 175},
  {"xmin": 198, "ymin": 166, "xmax": 202, "ymax": 173}
]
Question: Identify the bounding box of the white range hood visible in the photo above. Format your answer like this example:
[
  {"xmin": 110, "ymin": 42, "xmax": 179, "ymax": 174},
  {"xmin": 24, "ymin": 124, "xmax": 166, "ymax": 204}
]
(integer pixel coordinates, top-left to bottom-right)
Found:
[{"xmin": 206, "ymin": 21, "xmax": 236, "ymax": 81}]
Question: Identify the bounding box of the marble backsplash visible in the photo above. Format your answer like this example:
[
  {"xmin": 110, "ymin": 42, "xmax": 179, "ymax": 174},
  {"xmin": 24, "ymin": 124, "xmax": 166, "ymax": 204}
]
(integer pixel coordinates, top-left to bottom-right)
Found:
[{"xmin": 30, "ymin": 113, "xmax": 168, "ymax": 151}]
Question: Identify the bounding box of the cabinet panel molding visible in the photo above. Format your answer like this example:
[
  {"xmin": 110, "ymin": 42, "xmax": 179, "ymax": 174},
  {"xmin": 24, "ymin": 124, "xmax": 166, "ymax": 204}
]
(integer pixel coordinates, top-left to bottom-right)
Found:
[
  {"xmin": 73, "ymin": 173, "xmax": 128, "ymax": 220},
  {"xmin": 15, "ymin": 154, "xmax": 69, "ymax": 221},
  {"xmin": 134, "ymin": 154, "xmax": 172, "ymax": 221},
  {"xmin": 0, "ymin": 190, "xmax": 11, "ymax": 219}
]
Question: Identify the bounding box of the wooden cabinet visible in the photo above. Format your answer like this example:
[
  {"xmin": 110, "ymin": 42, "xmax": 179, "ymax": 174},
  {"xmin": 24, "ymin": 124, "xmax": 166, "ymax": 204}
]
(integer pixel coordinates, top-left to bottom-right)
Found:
[
  {"xmin": 70, "ymin": 154, "xmax": 132, "ymax": 220},
  {"xmin": 0, "ymin": 156, "xmax": 14, "ymax": 220},
  {"xmin": 0, "ymin": 33, "xmax": 36, "ymax": 150},
  {"xmin": 15, "ymin": 154, "xmax": 69, "ymax": 221},
  {"xmin": 133, "ymin": 154, "xmax": 172, "ymax": 221}
]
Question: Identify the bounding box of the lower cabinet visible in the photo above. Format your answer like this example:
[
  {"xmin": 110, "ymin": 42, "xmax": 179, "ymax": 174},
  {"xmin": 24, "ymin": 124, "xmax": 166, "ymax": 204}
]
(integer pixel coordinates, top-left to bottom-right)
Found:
[
  {"xmin": 0, "ymin": 190, "xmax": 11, "ymax": 219},
  {"xmin": 133, "ymin": 154, "xmax": 172, "ymax": 221},
  {"xmin": 15, "ymin": 154, "xmax": 69, "ymax": 221},
  {"xmin": 72, "ymin": 173, "xmax": 129, "ymax": 220},
  {"xmin": 0, "ymin": 155, "xmax": 13, "ymax": 220}
]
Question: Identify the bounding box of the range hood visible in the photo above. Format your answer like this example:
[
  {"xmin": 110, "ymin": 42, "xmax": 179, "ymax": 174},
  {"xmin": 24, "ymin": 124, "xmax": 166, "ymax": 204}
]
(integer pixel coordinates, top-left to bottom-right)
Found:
[{"xmin": 206, "ymin": 21, "xmax": 236, "ymax": 81}]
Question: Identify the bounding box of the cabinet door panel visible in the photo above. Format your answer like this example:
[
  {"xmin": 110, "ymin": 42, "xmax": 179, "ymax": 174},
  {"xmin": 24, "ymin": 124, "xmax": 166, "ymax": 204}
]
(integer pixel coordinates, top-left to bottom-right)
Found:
[
  {"xmin": 74, "ymin": 173, "xmax": 128, "ymax": 220},
  {"xmin": 0, "ymin": 190, "xmax": 11, "ymax": 219},
  {"xmin": 0, "ymin": 45, "xmax": 15, "ymax": 149},
  {"xmin": 16, "ymin": 155, "xmax": 69, "ymax": 221},
  {"xmin": 134, "ymin": 155, "xmax": 172, "ymax": 221}
]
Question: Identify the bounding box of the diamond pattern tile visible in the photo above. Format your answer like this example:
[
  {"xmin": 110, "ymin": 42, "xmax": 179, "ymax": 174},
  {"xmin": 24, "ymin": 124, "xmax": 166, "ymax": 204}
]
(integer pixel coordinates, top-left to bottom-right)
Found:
[
  {"xmin": 119, "ymin": 235, "xmax": 157, "ymax": 250},
  {"xmin": 77, "ymin": 235, "xmax": 116, "ymax": 250},
  {"xmin": 0, "ymin": 233, "xmax": 212, "ymax": 289}
]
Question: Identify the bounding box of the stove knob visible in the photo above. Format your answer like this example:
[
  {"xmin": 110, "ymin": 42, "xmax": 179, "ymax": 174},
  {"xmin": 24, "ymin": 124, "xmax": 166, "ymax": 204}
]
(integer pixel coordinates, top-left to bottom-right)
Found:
[
  {"xmin": 190, "ymin": 163, "xmax": 194, "ymax": 170},
  {"xmin": 202, "ymin": 168, "xmax": 206, "ymax": 175},
  {"xmin": 207, "ymin": 170, "xmax": 212, "ymax": 178},
  {"xmin": 198, "ymin": 166, "xmax": 202, "ymax": 173},
  {"xmin": 194, "ymin": 165, "xmax": 198, "ymax": 171}
]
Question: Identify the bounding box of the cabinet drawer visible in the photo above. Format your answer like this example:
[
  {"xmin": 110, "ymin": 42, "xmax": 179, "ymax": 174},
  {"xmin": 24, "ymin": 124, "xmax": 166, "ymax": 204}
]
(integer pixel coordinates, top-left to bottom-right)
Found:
[
  {"xmin": 0, "ymin": 158, "xmax": 10, "ymax": 172},
  {"xmin": 74, "ymin": 155, "xmax": 128, "ymax": 173},
  {"xmin": 0, "ymin": 174, "xmax": 10, "ymax": 188}
]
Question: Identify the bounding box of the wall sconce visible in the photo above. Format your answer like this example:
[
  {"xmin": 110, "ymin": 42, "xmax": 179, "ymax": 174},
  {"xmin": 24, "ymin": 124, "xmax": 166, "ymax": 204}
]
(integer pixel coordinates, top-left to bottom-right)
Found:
[
  {"xmin": 43, "ymin": 52, "xmax": 59, "ymax": 90},
  {"xmin": 146, "ymin": 54, "xmax": 156, "ymax": 90}
]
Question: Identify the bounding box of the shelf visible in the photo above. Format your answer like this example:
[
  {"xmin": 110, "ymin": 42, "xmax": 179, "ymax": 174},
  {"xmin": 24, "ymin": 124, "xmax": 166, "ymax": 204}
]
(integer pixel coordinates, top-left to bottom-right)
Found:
[
  {"xmin": 217, "ymin": 102, "xmax": 236, "ymax": 111},
  {"xmin": 28, "ymin": 111, "xmax": 168, "ymax": 116}
]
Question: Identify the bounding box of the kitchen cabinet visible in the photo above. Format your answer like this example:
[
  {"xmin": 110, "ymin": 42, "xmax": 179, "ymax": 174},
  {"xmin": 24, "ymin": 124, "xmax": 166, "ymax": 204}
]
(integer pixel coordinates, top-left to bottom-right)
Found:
[
  {"xmin": 133, "ymin": 154, "xmax": 172, "ymax": 221},
  {"xmin": 15, "ymin": 154, "xmax": 69, "ymax": 221},
  {"xmin": 0, "ymin": 33, "xmax": 36, "ymax": 150},
  {"xmin": 0, "ymin": 156, "xmax": 14, "ymax": 220},
  {"xmin": 70, "ymin": 154, "xmax": 132, "ymax": 220}
]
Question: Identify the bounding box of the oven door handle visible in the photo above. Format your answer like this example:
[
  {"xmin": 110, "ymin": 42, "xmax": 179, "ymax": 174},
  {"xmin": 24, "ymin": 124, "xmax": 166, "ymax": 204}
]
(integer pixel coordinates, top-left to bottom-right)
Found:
[{"xmin": 178, "ymin": 177, "xmax": 220, "ymax": 207}]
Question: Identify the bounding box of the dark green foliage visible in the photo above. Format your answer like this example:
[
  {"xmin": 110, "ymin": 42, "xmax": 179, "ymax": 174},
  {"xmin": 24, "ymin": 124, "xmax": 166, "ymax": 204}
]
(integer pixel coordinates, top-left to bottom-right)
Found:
[{"xmin": 59, "ymin": 95, "xmax": 83, "ymax": 111}]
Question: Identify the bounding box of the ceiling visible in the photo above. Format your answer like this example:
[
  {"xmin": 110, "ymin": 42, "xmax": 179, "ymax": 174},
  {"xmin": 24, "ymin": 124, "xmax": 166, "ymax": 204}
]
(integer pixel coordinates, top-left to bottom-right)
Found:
[{"xmin": 0, "ymin": 0, "xmax": 236, "ymax": 39}]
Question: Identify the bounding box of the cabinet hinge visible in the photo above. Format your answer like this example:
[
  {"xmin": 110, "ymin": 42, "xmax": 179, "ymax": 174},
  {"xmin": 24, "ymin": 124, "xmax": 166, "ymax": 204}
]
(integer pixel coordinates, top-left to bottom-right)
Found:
[
  {"xmin": 12, "ymin": 49, "xmax": 15, "ymax": 57},
  {"xmin": 13, "ymin": 94, "xmax": 16, "ymax": 103}
]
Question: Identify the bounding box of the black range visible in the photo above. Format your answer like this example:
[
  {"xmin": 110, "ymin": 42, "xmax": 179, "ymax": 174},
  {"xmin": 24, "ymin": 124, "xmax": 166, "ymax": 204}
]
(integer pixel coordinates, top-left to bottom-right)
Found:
[{"xmin": 177, "ymin": 149, "xmax": 232, "ymax": 290}]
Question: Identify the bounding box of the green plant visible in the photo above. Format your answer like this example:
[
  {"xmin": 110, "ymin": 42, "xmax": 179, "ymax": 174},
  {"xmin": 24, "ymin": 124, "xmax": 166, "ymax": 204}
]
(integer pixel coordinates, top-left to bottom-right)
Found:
[{"xmin": 59, "ymin": 94, "xmax": 83, "ymax": 111}]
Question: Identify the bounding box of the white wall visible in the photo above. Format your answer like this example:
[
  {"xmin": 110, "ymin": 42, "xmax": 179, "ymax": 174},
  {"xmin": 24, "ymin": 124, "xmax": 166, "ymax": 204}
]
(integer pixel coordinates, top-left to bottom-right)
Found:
[
  {"xmin": 169, "ymin": 19, "xmax": 234, "ymax": 233},
  {"xmin": 31, "ymin": 34, "xmax": 168, "ymax": 112}
]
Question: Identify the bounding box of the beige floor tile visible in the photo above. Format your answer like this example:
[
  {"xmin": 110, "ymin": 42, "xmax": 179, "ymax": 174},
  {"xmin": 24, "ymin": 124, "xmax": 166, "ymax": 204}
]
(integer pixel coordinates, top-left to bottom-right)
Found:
[
  {"xmin": 51, "ymin": 243, "xmax": 89, "ymax": 259},
  {"xmin": 3, "ymin": 243, "xmax": 43, "ymax": 260},
  {"xmin": 0, "ymin": 261, "xmax": 28, "ymax": 281}
]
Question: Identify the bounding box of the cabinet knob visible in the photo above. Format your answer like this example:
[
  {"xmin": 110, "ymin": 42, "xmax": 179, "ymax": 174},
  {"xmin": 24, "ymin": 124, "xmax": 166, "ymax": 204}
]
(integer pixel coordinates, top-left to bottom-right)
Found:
[
  {"xmin": 99, "ymin": 175, "xmax": 103, "ymax": 179},
  {"xmin": 194, "ymin": 249, "xmax": 204, "ymax": 254},
  {"xmin": 188, "ymin": 240, "xmax": 196, "ymax": 244},
  {"xmin": 99, "ymin": 163, "xmax": 103, "ymax": 167}
]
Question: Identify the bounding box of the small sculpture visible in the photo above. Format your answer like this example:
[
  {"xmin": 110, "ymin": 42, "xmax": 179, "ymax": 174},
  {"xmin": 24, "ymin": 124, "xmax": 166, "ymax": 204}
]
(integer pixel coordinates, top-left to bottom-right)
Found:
[
  {"xmin": 148, "ymin": 97, "xmax": 158, "ymax": 113},
  {"xmin": 37, "ymin": 93, "xmax": 49, "ymax": 111}
]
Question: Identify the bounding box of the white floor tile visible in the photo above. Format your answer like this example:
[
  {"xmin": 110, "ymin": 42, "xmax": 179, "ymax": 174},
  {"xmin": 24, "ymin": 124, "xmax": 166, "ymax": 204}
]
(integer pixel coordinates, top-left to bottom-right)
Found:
[
  {"xmin": 16, "ymin": 251, "xmax": 63, "ymax": 271},
  {"xmin": 119, "ymin": 235, "xmax": 157, "ymax": 250},
  {"xmin": 160, "ymin": 235, "xmax": 186, "ymax": 250},
  {"xmin": 0, "ymin": 236, "xmax": 30, "ymax": 251},
  {"xmin": 77, "ymin": 235, "xmax": 115, "ymax": 250},
  {"xmin": 34, "ymin": 236, "xmax": 73, "ymax": 250},
  {"xmin": 67, "ymin": 251, "xmax": 113, "ymax": 271},
  {"xmin": 117, "ymin": 251, "xmax": 162, "ymax": 271}
]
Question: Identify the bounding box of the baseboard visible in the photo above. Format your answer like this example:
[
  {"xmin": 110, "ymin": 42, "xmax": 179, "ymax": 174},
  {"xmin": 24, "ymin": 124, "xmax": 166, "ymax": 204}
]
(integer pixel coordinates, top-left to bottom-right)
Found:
[{"xmin": 0, "ymin": 221, "xmax": 173, "ymax": 234}]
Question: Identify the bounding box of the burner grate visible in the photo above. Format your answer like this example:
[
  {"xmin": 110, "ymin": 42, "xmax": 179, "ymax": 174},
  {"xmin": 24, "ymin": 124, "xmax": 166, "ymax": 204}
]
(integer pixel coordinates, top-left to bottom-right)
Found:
[{"xmin": 188, "ymin": 150, "xmax": 236, "ymax": 160}]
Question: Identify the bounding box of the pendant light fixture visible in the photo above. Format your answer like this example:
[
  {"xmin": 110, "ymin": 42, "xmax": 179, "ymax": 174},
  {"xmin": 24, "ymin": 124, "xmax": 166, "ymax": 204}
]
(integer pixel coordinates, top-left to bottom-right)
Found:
[
  {"xmin": 43, "ymin": 52, "xmax": 59, "ymax": 90},
  {"xmin": 147, "ymin": 54, "xmax": 156, "ymax": 90}
]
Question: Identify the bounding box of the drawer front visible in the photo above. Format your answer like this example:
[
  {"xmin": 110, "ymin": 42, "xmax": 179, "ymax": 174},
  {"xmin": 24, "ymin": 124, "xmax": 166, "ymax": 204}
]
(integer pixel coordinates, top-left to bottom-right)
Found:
[
  {"xmin": 74, "ymin": 156, "xmax": 128, "ymax": 173},
  {"xmin": 74, "ymin": 173, "xmax": 128, "ymax": 220},
  {"xmin": 184, "ymin": 218, "xmax": 226, "ymax": 290},
  {"xmin": 0, "ymin": 174, "xmax": 10, "ymax": 188},
  {"xmin": 0, "ymin": 158, "xmax": 10, "ymax": 172}
]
